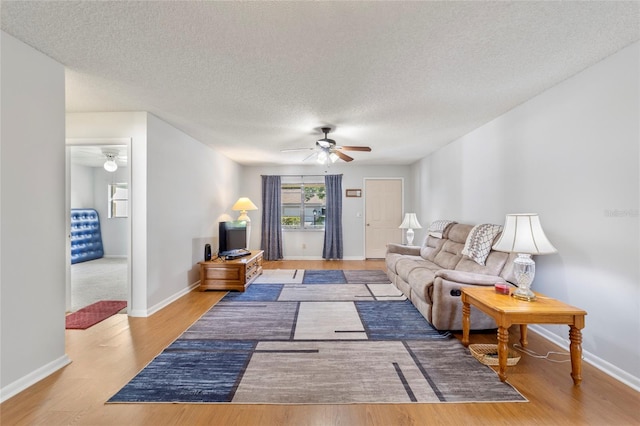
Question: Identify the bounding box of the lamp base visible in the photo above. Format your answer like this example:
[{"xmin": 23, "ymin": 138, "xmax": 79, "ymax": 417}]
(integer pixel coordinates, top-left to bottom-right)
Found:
[
  {"xmin": 512, "ymin": 253, "xmax": 536, "ymax": 302},
  {"xmin": 406, "ymin": 228, "xmax": 415, "ymax": 246},
  {"xmin": 511, "ymin": 290, "xmax": 537, "ymax": 302},
  {"xmin": 236, "ymin": 212, "xmax": 251, "ymax": 249}
]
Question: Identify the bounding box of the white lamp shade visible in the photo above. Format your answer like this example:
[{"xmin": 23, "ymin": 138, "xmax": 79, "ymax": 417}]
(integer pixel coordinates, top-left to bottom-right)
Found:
[
  {"xmin": 232, "ymin": 197, "xmax": 258, "ymax": 212},
  {"xmin": 399, "ymin": 213, "xmax": 422, "ymax": 229},
  {"xmin": 492, "ymin": 213, "xmax": 557, "ymax": 254}
]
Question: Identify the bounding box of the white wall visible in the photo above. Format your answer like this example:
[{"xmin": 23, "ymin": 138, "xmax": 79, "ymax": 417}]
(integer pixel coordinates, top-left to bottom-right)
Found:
[
  {"xmin": 0, "ymin": 31, "xmax": 69, "ymax": 400},
  {"xmin": 145, "ymin": 114, "xmax": 242, "ymax": 311},
  {"xmin": 69, "ymin": 163, "xmax": 94, "ymax": 208},
  {"xmin": 240, "ymin": 163, "xmax": 413, "ymax": 259},
  {"xmin": 412, "ymin": 42, "xmax": 640, "ymax": 388}
]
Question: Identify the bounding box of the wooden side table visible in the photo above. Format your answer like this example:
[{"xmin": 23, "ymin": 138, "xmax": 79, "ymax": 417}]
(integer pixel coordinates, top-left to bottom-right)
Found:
[
  {"xmin": 198, "ymin": 250, "xmax": 263, "ymax": 292},
  {"xmin": 461, "ymin": 286, "xmax": 587, "ymax": 385}
]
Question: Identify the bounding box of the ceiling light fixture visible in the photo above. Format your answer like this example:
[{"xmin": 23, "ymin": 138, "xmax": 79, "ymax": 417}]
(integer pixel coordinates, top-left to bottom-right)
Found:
[
  {"xmin": 317, "ymin": 149, "xmax": 329, "ymax": 164},
  {"xmin": 103, "ymin": 153, "xmax": 118, "ymax": 172},
  {"xmin": 281, "ymin": 127, "xmax": 371, "ymax": 165}
]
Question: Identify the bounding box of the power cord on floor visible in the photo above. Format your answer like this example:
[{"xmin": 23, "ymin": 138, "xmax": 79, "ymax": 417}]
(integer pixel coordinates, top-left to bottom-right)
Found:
[{"xmin": 512, "ymin": 343, "xmax": 572, "ymax": 363}]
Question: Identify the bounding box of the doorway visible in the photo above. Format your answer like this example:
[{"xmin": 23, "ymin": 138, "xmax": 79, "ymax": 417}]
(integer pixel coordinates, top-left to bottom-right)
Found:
[
  {"xmin": 364, "ymin": 178, "xmax": 403, "ymax": 258},
  {"xmin": 66, "ymin": 138, "xmax": 132, "ymax": 313}
]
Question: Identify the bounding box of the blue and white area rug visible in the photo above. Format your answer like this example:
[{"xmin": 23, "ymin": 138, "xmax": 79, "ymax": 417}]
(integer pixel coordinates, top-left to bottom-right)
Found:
[{"xmin": 109, "ymin": 270, "xmax": 525, "ymax": 404}]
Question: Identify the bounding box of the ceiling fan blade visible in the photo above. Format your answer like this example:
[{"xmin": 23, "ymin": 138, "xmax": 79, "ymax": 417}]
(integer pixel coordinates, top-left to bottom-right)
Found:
[
  {"xmin": 303, "ymin": 151, "xmax": 318, "ymax": 162},
  {"xmin": 338, "ymin": 145, "xmax": 372, "ymax": 152},
  {"xmin": 334, "ymin": 150, "xmax": 354, "ymax": 162},
  {"xmin": 281, "ymin": 147, "xmax": 315, "ymax": 153}
]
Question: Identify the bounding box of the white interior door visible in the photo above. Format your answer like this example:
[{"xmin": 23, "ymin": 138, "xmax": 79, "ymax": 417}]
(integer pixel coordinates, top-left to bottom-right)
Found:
[{"xmin": 364, "ymin": 179, "xmax": 403, "ymax": 258}]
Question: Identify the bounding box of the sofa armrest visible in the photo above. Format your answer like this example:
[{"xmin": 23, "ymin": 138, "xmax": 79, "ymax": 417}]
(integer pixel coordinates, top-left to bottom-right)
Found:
[
  {"xmin": 434, "ymin": 269, "xmax": 506, "ymax": 286},
  {"xmin": 386, "ymin": 243, "xmax": 421, "ymax": 256}
]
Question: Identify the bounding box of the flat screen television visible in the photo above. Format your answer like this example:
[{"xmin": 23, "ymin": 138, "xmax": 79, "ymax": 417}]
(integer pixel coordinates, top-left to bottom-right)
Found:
[{"xmin": 218, "ymin": 221, "xmax": 247, "ymax": 254}]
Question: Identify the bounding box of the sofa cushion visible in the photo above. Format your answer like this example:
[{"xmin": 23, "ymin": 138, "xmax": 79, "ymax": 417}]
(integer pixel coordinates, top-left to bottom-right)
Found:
[
  {"xmin": 436, "ymin": 269, "xmax": 507, "ymax": 286},
  {"xmin": 447, "ymin": 223, "xmax": 473, "ymax": 244},
  {"xmin": 456, "ymin": 250, "xmax": 510, "ymax": 276},
  {"xmin": 395, "ymin": 257, "xmax": 427, "ymax": 281},
  {"xmin": 385, "ymin": 253, "xmax": 404, "ymax": 274},
  {"xmin": 386, "ymin": 243, "xmax": 421, "ymax": 274},
  {"xmin": 407, "ymin": 267, "xmax": 436, "ymax": 304},
  {"xmin": 420, "ymin": 235, "xmax": 445, "ymax": 261},
  {"xmin": 433, "ymin": 240, "xmax": 465, "ymax": 269},
  {"xmin": 499, "ymin": 252, "xmax": 518, "ymax": 283},
  {"xmin": 393, "ymin": 274, "xmax": 412, "ymax": 299},
  {"xmin": 461, "ymin": 224, "xmax": 503, "ymax": 265}
]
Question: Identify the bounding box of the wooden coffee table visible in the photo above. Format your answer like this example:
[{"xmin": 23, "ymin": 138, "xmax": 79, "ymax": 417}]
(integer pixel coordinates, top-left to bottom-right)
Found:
[{"xmin": 461, "ymin": 286, "xmax": 587, "ymax": 385}]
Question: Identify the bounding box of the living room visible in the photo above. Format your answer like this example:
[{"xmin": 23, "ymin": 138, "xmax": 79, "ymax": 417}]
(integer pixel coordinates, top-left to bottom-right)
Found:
[{"xmin": 1, "ymin": 2, "xmax": 638, "ymax": 424}]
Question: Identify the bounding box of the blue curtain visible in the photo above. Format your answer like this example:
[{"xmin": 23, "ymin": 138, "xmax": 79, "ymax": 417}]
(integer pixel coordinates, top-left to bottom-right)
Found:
[
  {"xmin": 323, "ymin": 174, "xmax": 343, "ymax": 259},
  {"xmin": 260, "ymin": 175, "xmax": 283, "ymax": 260}
]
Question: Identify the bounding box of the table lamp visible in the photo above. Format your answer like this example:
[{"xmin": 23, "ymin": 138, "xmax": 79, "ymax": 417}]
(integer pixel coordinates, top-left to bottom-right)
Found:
[
  {"xmin": 399, "ymin": 213, "xmax": 422, "ymax": 246},
  {"xmin": 492, "ymin": 213, "xmax": 557, "ymax": 301},
  {"xmin": 232, "ymin": 197, "xmax": 258, "ymax": 248},
  {"xmin": 232, "ymin": 197, "xmax": 258, "ymax": 222}
]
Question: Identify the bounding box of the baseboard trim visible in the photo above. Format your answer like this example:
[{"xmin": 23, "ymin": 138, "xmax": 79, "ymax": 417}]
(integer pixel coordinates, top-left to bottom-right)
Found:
[
  {"xmin": 529, "ymin": 325, "xmax": 640, "ymax": 392},
  {"xmin": 0, "ymin": 354, "xmax": 72, "ymax": 403},
  {"xmin": 128, "ymin": 281, "xmax": 201, "ymax": 317}
]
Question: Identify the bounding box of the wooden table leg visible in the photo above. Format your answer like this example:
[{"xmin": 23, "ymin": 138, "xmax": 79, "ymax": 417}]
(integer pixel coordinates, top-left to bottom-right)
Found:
[
  {"xmin": 497, "ymin": 326, "xmax": 509, "ymax": 382},
  {"xmin": 462, "ymin": 299, "xmax": 470, "ymax": 347},
  {"xmin": 569, "ymin": 325, "xmax": 583, "ymax": 386},
  {"xmin": 519, "ymin": 324, "xmax": 528, "ymax": 347}
]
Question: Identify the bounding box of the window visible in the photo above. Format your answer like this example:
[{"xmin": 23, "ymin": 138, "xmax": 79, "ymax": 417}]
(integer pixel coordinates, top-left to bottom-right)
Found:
[
  {"xmin": 108, "ymin": 183, "xmax": 128, "ymax": 218},
  {"xmin": 281, "ymin": 176, "xmax": 325, "ymax": 230}
]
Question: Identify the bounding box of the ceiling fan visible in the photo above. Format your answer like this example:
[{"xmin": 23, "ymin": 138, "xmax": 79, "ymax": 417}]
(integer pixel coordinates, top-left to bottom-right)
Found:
[{"xmin": 282, "ymin": 127, "xmax": 371, "ymax": 164}]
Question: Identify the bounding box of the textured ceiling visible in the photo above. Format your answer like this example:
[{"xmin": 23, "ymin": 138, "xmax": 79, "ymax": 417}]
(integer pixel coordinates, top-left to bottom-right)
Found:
[{"xmin": 2, "ymin": 1, "xmax": 639, "ymax": 166}]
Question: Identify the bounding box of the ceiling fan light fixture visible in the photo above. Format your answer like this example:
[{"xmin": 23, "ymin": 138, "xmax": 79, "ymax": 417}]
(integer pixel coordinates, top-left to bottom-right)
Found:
[
  {"xmin": 317, "ymin": 150, "xmax": 329, "ymax": 164},
  {"xmin": 317, "ymin": 127, "xmax": 336, "ymax": 147},
  {"xmin": 283, "ymin": 126, "xmax": 371, "ymax": 164},
  {"xmin": 103, "ymin": 153, "xmax": 118, "ymax": 172}
]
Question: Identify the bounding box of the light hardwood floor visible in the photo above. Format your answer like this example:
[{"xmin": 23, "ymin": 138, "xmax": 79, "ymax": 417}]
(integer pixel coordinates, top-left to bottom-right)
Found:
[{"xmin": 1, "ymin": 260, "xmax": 638, "ymax": 425}]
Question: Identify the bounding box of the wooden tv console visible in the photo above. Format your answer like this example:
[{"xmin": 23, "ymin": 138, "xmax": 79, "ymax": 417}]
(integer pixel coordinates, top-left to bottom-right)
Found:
[{"xmin": 198, "ymin": 250, "xmax": 263, "ymax": 292}]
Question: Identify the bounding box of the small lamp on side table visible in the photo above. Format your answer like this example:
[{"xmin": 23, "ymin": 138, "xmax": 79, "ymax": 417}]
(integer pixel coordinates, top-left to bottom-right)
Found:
[
  {"xmin": 492, "ymin": 213, "xmax": 557, "ymax": 301},
  {"xmin": 399, "ymin": 213, "xmax": 422, "ymax": 246}
]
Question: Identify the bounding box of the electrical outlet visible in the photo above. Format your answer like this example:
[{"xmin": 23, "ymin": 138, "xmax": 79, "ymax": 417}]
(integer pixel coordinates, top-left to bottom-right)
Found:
[{"xmin": 302, "ymin": 243, "xmax": 307, "ymax": 249}]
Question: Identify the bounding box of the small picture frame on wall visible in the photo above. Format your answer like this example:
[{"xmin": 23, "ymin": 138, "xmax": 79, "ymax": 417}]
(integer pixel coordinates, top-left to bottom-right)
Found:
[{"xmin": 346, "ymin": 189, "xmax": 362, "ymax": 197}]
